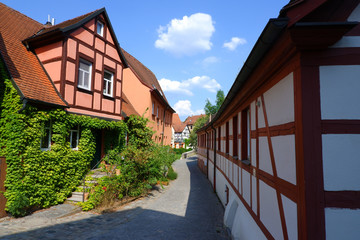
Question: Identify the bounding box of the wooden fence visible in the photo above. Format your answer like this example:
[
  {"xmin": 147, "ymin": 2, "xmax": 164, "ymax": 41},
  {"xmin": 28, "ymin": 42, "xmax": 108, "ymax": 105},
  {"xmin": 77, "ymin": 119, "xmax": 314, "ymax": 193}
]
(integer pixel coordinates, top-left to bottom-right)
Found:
[{"xmin": 0, "ymin": 156, "xmax": 6, "ymax": 218}]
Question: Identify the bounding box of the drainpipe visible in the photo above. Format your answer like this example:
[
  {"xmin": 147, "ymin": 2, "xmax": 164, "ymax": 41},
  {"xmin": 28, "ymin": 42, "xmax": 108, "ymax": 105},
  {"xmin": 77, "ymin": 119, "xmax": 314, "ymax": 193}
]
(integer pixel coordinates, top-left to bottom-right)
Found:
[
  {"xmin": 18, "ymin": 98, "xmax": 28, "ymax": 113},
  {"xmin": 161, "ymin": 106, "xmax": 168, "ymax": 145},
  {"xmin": 211, "ymin": 125, "xmax": 217, "ymax": 192}
]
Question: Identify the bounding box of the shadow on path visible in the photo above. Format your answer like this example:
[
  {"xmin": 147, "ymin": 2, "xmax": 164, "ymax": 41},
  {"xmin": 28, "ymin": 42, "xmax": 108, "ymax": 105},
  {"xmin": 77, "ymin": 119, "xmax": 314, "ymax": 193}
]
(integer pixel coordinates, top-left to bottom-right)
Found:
[{"xmin": 0, "ymin": 156, "xmax": 229, "ymax": 240}]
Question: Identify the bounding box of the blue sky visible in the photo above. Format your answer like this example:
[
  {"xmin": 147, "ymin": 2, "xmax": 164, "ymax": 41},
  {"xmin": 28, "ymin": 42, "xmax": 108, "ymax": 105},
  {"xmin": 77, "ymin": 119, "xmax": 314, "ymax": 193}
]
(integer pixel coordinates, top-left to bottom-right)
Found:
[{"xmin": 2, "ymin": 0, "xmax": 289, "ymax": 121}]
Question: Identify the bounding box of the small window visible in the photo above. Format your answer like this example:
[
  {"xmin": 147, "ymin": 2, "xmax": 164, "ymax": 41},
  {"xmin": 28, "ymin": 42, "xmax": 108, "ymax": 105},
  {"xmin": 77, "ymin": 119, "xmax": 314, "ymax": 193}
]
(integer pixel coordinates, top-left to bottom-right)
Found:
[
  {"xmin": 103, "ymin": 70, "xmax": 113, "ymax": 97},
  {"xmin": 78, "ymin": 59, "xmax": 92, "ymax": 90},
  {"xmin": 233, "ymin": 115, "xmax": 238, "ymax": 158},
  {"xmin": 156, "ymin": 106, "xmax": 159, "ymax": 118},
  {"xmin": 97, "ymin": 21, "xmax": 104, "ymax": 36},
  {"xmin": 152, "ymin": 102, "xmax": 155, "ymax": 115},
  {"xmin": 69, "ymin": 126, "xmax": 80, "ymax": 150},
  {"xmin": 41, "ymin": 122, "xmax": 51, "ymax": 150},
  {"xmin": 226, "ymin": 121, "xmax": 229, "ymax": 154},
  {"xmin": 241, "ymin": 107, "xmax": 251, "ymax": 164}
]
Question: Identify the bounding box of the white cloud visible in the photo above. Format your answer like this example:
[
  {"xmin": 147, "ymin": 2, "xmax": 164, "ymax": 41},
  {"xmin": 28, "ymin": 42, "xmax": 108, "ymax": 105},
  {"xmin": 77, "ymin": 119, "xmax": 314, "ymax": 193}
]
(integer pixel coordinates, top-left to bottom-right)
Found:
[
  {"xmin": 223, "ymin": 37, "xmax": 247, "ymax": 51},
  {"xmin": 174, "ymin": 100, "xmax": 205, "ymax": 117},
  {"xmin": 159, "ymin": 76, "xmax": 221, "ymax": 95},
  {"xmin": 155, "ymin": 13, "xmax": 215, "ymax": 57},
  {"xmin": 202, "ymin": 56, "xmax": 219, "ymax": 67},
  {"xmin": 159, "ymin": 78, "xmax": 193, "ymax": 96}
]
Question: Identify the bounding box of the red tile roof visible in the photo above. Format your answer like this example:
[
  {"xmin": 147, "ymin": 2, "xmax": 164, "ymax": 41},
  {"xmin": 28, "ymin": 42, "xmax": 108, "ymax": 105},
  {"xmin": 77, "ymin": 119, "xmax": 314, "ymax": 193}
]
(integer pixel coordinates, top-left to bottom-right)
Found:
[
  {"xmin": 0, "ymin": 3, "xmax": 67, "ymax": 107},
  {"xmin": 172, "ymin": 113, "xmax": 186, "ymax": 133},
  {"xmin": 121, "ymin": 49, "xmax": 168, "ymax": 103},
  {"xmin": 184, "ymin": 114, "xmax": 206, "ymax": 126}
]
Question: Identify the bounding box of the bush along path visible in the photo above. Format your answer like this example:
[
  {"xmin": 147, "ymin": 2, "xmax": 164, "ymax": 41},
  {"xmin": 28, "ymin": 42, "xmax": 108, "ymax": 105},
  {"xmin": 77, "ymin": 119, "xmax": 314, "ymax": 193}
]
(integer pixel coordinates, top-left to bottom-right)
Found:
[{"xmin": 68, "ymin": 115, "xmax": 179, "ymax": 212}]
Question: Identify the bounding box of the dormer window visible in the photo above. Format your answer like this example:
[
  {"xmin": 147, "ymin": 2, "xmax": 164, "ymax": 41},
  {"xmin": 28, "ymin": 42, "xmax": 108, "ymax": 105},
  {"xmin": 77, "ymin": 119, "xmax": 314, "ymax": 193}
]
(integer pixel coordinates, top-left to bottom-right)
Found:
[
  {"xmin": 78, "ymin": 59, "xmax": 92, "ymax": 91},
  {"xmin": 97, "ymin": 21, "xmax": 104, "ymax": 36}
]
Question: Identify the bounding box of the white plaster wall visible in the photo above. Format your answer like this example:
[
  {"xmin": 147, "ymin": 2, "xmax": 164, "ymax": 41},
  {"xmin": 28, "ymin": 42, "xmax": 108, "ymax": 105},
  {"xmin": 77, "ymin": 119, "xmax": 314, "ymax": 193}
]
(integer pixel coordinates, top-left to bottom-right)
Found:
[
  {"xmin": 325, "ymin": 208, "xmax": 360, "ymax": 240},
  {"xmin": 242, "ymin": 169, "xmax": 251, "ymax": 206},
  {"xmin": 348, "ymin": 3, "xmax": 360, "ymax": 21},
  {"xmin": 263, "ymin": 73, "xmax": 294, "ymax": 126},
  {"xmin": 272, "ymin": 135, "xmax": 297, "ymax": 185},
  {"xmin": 322, "ymin": 134, "xmax": 360, "ymax": 190},
  {"xmin": 252, "ymin": 175, "xmax": 257, "ymax": 213},
  {"xmin": 320, "ymin": 65, "xmax": 360, "ymax": 119},
  {"xmin": 251, "ymin": 139, "xmax": 257, "ymax": 167},
  {"xmin": 216, "ymin": 169, "xmax": 228, "ymax": 207},
  {"xmin": 231, "ymin": 197, "xmax": 267, "ymax": 240},
  {"xmin": 251, "ymin": 101, "xmax": 256, "ymax": 130},
  {"xmin": 259, "ymin": 137, "xmax": 273, "ymax": 175},
  {"xmin": 331, "ymin": 36, "xmax": 360, "ymax": 48},
  {"xmin": 208, "ymin": 161, "xmax": 214, "ymax": 186},
  {"xmin": 258, "ymin": 97, "xmax": 266, "ymax": 128},
  {"xmin": 234, "ymin": 164, "xmax": 239, "ymax": 191},
  {"xmin": 230, "ymin": 140, "xmax": 233, "ymax": 156},
  {"xmin": 281, "ymin": 194, "xmax": 298, "ymax": 240},
  {"xmin": 260, "ymin": 180, "xmax": 283, "ymax": 240}
]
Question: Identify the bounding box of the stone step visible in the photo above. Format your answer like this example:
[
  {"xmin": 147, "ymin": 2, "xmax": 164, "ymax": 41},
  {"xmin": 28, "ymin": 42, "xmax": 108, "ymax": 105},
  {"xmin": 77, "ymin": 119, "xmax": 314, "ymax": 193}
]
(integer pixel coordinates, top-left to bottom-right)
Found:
[{"xmin": 67, "ymin": 192, "xmax": 85, "ymax": 203}]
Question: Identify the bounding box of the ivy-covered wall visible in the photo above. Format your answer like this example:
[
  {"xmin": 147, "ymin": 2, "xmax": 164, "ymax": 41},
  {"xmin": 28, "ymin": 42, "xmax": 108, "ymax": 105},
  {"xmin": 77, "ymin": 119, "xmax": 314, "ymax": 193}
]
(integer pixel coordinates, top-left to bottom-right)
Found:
[{"xmin": 0, "ymin": 60, "xmax": 126, "ymax": 216}]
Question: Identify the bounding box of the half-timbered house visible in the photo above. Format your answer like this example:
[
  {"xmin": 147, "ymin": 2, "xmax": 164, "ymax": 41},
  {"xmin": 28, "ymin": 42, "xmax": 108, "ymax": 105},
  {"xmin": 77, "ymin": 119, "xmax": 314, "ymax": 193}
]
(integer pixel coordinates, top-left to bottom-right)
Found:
[{"xmin": 197, "ymin": 0, "xmax": 360, "ymax": 239}]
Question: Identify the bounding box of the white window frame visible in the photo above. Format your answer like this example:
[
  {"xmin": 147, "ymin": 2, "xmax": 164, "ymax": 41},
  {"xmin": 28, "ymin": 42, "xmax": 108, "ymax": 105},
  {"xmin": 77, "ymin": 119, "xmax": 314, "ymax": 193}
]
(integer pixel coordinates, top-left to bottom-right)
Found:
[
  {"xmin": 97, "ymin": 21, "xmax": 104, "ymax": 36},
  {"xmin": 78, "ymin": 59, "xmax": 92, "ymax": 91},
  {"xmin": 40, "ymin": 122, "xmax": 51, "ymax": 151},
  {"xmin": 103, "ymin": 70, "xmax": 114, "ymax": 97},
  {"xmin": 69, "ymin": 126, "xmax": 80, "ymax": 150}
]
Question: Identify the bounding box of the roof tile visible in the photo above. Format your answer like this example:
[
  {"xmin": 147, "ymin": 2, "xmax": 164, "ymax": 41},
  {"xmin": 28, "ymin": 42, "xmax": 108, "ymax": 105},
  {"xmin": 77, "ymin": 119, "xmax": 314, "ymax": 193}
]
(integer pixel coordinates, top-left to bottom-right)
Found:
[{"xmin": 0, "ymin": 3, "xmax": 66, "ymax": 107}]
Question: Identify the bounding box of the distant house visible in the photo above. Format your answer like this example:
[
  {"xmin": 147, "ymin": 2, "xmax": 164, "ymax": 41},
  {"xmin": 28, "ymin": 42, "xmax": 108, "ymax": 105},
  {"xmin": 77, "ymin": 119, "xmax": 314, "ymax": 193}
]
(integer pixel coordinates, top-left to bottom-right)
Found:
[
  {"xmin": 172, "ymin": 113, "xmax": 188, "ymax": 148},
  {"xmin": 184, "ymin": 114, "xmax": 205, "ymax": 133},
  {"xmin": 121, "ymin": 49, "xmax": 175, "ymax": 145},
  {"xmin": 197, "ymin": 1, "xmax": 360, "ymax": 239}
]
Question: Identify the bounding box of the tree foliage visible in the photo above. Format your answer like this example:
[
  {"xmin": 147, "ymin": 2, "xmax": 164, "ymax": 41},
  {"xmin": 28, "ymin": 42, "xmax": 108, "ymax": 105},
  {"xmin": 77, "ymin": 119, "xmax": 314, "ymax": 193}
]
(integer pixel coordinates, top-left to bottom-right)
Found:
[
  {"xmin": 204, "ymin": 90, "xmax": 225, "ymax": 116},
  {"xmin": 188, "ymin": 115, "xmax": 209, "ymax": 149}
]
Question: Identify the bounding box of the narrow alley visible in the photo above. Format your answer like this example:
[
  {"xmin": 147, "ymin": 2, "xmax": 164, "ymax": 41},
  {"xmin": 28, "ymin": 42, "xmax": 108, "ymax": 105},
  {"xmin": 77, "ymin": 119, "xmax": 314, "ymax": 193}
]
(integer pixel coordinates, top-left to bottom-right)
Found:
[{"xmin": 0, "ymin": 156, "xmax": 229, "ymax": 240}]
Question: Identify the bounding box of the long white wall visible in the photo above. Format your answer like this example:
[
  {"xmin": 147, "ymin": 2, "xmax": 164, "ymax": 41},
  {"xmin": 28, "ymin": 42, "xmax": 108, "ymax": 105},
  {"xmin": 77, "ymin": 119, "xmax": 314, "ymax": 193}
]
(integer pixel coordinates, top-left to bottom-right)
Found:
[
  {"xmin": 320, "ymin": 63, "xmax": 360, "ymax": 238},
  {"xmin": 216, "ymin": 73, "xmax": 297, "ymax": 239}
]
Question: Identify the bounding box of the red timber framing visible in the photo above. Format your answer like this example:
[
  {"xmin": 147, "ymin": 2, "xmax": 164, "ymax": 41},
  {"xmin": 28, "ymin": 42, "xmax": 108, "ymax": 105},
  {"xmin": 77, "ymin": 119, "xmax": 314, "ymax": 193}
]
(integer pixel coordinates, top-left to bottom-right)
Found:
[
  {"xmin": 33, "ymin": 13, "xmax": 125, "ymax": 121},
  {"xmin": 196, "ymin": 2, "xmax": 360, "ymax": 239}
]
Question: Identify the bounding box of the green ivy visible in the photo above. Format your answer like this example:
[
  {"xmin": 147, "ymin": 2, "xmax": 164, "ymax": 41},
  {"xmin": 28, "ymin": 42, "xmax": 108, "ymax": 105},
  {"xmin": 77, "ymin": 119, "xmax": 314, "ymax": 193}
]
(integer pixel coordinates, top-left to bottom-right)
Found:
[{"xmin": 0, "ymin": 60, "xmax": 126, "ymax": 217}]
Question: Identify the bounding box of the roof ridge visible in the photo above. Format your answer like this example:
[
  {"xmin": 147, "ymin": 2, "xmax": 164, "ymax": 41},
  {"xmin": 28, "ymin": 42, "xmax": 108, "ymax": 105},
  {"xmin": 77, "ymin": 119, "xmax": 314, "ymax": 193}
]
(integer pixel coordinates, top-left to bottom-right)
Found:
[{"xmin": 47, "ymin": 8, "xmax": 100, "ymax": 30}]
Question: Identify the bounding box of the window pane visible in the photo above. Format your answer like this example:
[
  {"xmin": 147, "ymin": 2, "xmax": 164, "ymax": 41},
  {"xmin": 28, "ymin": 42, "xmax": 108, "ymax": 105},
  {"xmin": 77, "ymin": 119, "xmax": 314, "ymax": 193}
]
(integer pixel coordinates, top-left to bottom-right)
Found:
[
  {"xmin": 41, "ymin": 126, "xmax": 50, "ymax": 149},
  {"xmin": 84, "ymin": 72, "xmax": 89, "ymax": 88},
  {"xmin": 104, "ymin": 72, "xmax": 112, "ymax": 80},
  {"xmin": 80, "ymin": 62, "xmax": 89, "ymax": 72},
  {"xmin": 70, "ymin": 131, "xmax": 78, "ymax": 149},
  {"xmin": 78, "ymin": 70, "xmax": 84, "ymax": 86},
  {"xmin": 97, "ymin": 21, "xmax": 103, "ymax": 36}
]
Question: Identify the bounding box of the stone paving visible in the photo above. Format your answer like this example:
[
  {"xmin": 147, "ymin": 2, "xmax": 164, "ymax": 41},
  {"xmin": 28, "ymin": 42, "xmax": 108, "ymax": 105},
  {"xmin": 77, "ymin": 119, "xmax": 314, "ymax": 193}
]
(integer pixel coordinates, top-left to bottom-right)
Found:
[{"xmin": 0, "ymin": 156, "xmax": 229, "ymax": 240}]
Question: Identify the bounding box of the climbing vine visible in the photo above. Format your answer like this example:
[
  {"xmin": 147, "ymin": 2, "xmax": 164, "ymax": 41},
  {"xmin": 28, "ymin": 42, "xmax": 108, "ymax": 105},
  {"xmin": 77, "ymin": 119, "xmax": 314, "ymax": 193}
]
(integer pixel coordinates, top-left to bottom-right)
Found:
[{"xmin": 0, "ymin": 60, "xmax": 127, "ymax": 216}]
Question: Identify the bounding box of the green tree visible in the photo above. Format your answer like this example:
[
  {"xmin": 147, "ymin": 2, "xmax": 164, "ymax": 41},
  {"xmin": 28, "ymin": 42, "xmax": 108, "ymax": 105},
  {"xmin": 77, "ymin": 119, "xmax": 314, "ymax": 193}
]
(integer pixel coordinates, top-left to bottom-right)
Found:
[
  {"xmin": 188, "ymin": 115, "xmax": 209, "ymax": 149},
  {"xmin": 204, "ymin": 90, "xmax": 225, "ymax": 116}
]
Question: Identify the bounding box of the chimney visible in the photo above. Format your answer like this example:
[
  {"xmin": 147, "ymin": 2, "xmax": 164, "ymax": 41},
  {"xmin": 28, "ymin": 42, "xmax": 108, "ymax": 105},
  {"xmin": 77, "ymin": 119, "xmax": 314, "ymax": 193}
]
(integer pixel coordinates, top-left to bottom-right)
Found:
[
  {"xmin": 45, "ymin": 14, "xmax": 52, "ymax": 26},
  {"xmin": 51, "ymin": 18, "xmax": 55, "ymax": 26}
]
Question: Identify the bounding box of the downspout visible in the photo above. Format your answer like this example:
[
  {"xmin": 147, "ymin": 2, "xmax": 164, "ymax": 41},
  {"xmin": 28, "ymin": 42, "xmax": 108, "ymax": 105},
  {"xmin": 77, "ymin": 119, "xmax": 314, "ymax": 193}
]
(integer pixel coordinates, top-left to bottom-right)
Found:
[
  {"xmin": 18, "ymin": 98, "xmax": 28, "ymax": 113},
  {"xmin": 161, "ymin": 106, "xmax": 167, "ymax": 145},
  {"xmin": 211, "ymin": 124, "xmax": 217, "ymax": 192}
]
